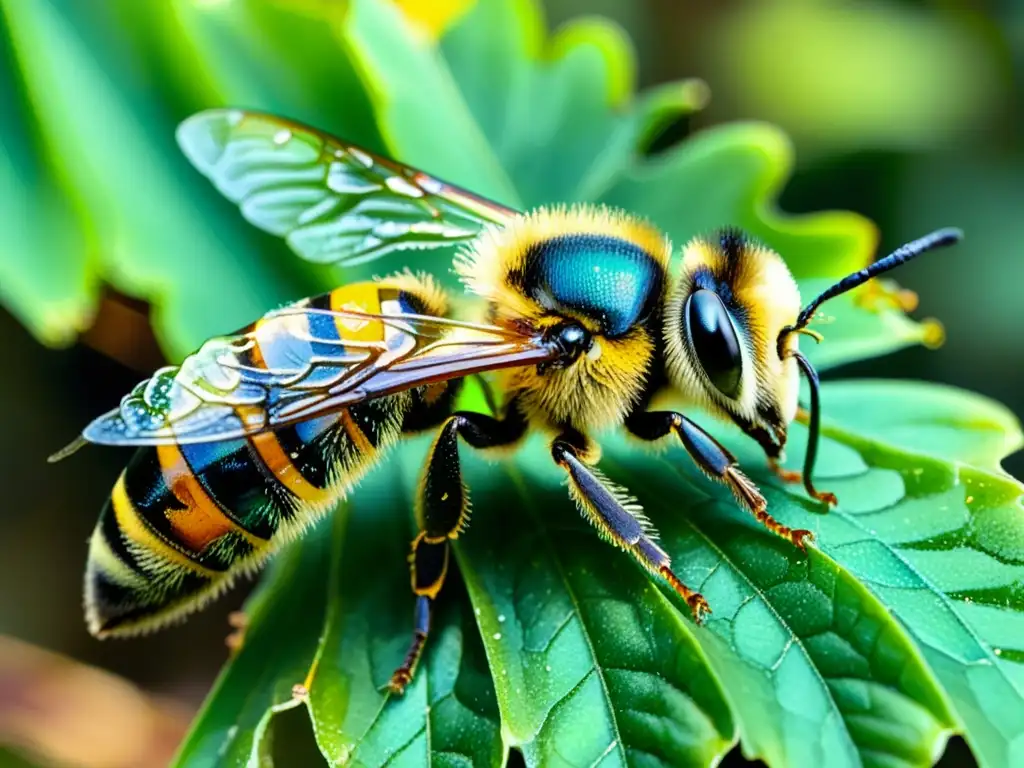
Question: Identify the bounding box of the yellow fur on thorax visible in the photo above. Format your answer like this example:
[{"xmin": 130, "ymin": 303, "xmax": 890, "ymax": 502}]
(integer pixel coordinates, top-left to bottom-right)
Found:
[
  {"xmin": 456, "ymin": 204, "xmax": 671, "ymax": 320},
  {"xmin": 497, "ymin": 327, "xmax": 655, "ymax": 432},
  {"xmin": 457, "ymin": 204, "xmax": 672, "ymax": 432}
]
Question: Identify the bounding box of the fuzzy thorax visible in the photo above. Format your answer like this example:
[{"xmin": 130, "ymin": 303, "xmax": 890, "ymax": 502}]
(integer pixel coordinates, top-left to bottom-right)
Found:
[{"xmin": 456, "ymin": 204, "xmax": 672, "ymax": 431}]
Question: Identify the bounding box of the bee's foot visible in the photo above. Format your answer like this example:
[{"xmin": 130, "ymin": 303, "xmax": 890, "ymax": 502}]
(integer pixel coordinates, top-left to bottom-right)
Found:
[
  {"xmin": 386, "ymin": 669, "xmax": 412, "ymax": 696},
  {"xmin": 659, "ymin": 565, "xmax": 710, "ymax": 625},
  {"xmin": 688, "ymin": 592, "xmax": 711, "ymax": 625},
  {"xmin": 791, "ymin": 528, "xmax": 815, "ymax": 551},
  {"xmin": 812, "ymin": 490, "xmax": 838, "ymax": 507},
  {"xmin": 769, "ymin": 460, "xmax": 803, "ymax": 485}
]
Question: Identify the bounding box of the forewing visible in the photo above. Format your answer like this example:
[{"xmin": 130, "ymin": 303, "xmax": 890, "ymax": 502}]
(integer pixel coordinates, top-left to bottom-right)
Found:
[
  {"xmin": 66, "ymin": 308, "xmax": 554, "ymax": 449},
  {"xmin": 176, "ymin": 109, "xmax": 516, "ymax": 266}
]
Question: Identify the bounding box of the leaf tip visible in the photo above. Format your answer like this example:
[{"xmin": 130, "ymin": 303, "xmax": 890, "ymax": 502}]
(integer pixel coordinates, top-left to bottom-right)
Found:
[{"xmin": 548, "ymin": 16, "xmax": 636, "ymax": 109}]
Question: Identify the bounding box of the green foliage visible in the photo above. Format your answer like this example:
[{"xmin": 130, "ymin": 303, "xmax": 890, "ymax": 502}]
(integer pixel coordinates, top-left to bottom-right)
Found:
[
  {"xmin": 2, "ymin": 1, "xmax": 1022, "ymax": 766},
  {"xmin": 704, "ymin": 0, "xmax": 1001, "ymax": 153}
]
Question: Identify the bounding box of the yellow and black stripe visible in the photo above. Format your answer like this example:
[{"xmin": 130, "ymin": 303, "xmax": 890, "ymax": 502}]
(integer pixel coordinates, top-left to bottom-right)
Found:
[{"xmin": 84, "ymin": 277, "xmax": 454, "ymax": 636}]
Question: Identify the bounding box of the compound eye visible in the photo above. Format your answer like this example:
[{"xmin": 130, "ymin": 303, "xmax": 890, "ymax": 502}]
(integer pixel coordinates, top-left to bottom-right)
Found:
[{"xmin": 684, "ymin": 289, "xmax": 743, "ymax": 399}]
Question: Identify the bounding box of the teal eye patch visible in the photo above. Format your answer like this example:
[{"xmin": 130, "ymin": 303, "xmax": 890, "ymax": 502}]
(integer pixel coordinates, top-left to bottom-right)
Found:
[{"xmin": 523, "ymin": 234, "xmax": 661, "ymax": 337}]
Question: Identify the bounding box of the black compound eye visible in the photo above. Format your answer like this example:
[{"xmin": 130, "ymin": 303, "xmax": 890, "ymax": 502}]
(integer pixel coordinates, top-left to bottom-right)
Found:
[{"xmin": 684, "ymin": 289, "xmax": 743, "ymax": 399}]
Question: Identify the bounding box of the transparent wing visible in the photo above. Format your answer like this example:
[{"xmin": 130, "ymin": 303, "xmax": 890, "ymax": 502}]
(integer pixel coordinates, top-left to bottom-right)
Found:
[
  {"xmin": 176, "ymin": 109, "xmax": 517, "ymax": 266},
  {"xmin": 53, "ymin": 307, "xmax": 556, "ymax": 453}
]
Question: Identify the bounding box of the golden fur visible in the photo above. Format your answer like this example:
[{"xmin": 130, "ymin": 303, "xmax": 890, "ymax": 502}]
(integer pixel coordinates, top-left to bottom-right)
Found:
[{"xmin": 456, "ymin": 204, "xmax": 671, "ymax": 432}]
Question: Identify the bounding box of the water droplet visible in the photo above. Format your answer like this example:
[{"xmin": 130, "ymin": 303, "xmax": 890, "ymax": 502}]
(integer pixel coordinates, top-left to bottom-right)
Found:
[
  {"xmin": 545, "ymin": 665, "xmax": 552, "ymax": 672},
  {"xmin": 273, "ymin": 129, "xmax": 291, "ymax": 145},
  {"xmin": 385, "ymin": 175, "xmax": 425, "ymax": 198},
  {"xmin": 415, "ymin": 173, "xmax": 443, "ymax": 194},
  {"xmin": 348, "ymin": 147, "xmax": 373, "ymax": 168},
  {"xmin": 492, "ymin": 632, "xmax": 502, "ymax": 640},
  {"xmin": 497, "ymin": 614, "xmax": 506, "ymax": 623},
  {"xmin": 994, "ymin": 648, "xmax": 1003, "ymax": 656}
]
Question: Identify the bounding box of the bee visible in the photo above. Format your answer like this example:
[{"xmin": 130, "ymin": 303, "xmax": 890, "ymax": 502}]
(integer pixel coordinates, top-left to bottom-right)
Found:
[{"xmin": 50, "ymin": 110, "xmax": 962, "ymax": 694}]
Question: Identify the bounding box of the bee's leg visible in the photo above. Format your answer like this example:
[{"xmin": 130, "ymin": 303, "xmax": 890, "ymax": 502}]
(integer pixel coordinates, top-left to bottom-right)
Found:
[
  {"xmin": 388, "ymin": 408, "xmax": 527, "ymax": 695},
  {"xmin": 743, "ymin": 424, "xmax": 805, "ymax": 485},
  {"xmin": 742, "ymin": 424, "xmax": 804, "ymax": 484},
  {"xmin": 767, "ymin": 458, "xmax": 803, "ymax": 485},
  {"xmin": 550, "ymin": 431, "xmax": 710, "ymax": 623},
  {"xmin": 745, "ymin": 412, "xmax": 837, "ymax": 506},
  {"xmin": 626, "ymin": 411, "xmax": 813, "ymax": 549}
]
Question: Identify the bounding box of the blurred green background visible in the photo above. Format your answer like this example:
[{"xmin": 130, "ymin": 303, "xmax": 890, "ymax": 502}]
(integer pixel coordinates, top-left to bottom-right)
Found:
[{"xmin": 0, "ymin": 0, "xmax": 1020, "ymax": 766}]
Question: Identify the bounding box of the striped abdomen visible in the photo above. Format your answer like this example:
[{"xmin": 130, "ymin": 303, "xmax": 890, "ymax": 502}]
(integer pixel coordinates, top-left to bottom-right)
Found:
[{"xmin": 84, "ymin": 277, "xmax": 449, "ymax": 636}]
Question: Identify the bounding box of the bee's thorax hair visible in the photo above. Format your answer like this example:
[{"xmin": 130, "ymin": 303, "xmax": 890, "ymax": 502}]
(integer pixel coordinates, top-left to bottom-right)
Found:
[{"xmin": 457, "ymin": 204, "xmax": 671, "ymax": 431}]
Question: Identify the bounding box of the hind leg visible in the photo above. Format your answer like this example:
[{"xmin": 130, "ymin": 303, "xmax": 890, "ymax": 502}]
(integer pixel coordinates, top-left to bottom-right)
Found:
[{"xmin": 388, "ymin": 408, "xmax": 526, "ymax": 694}]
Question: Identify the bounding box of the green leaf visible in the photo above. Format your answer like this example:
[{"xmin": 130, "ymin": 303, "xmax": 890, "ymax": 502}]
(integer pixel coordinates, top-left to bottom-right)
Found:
[
  {"xmin": 342, "ymin": 0, "xmax": 519, "ymax": 208},
  {"xmin": 441, "ymin": 0, "xmax": 703, "ymax": 207},
  {"xmin": 172, "ymin": 519, "xmax": 332, "ymax": 767},
  {"xmin": 0, "ymin": 0, "xmax": 382, "ymax": 358},
  {"xmin": 604, "ymin": 441, "xmax": 958, "ymax": 767},
  {"xmin": 437, "ymin": 0, "xmax": 929, "ymax": 371},
  {"xmin": 819, "ymin": 381, "xmax": 1024, "ymax": 473},
  {"xmin": 178, "ymin": 450, "xmax": 504, "ymax": 767},
  {"xmin": 304, "ymin": 453, "xmax": 504, "ymax": 767},
  {"xmin": 453, "ymin": 450, "xmax": 737, "ymax": 766},
  {"xmin": 172, "ymin": 0, "xmax": 384, "ymax": 153},
  {"xmin": 767, "ymin": 414, "xmax": 1024, "ymax": 768},
  {"xmin": 0, "ymin": 11, "xmax": 93, "ymax": 346}
]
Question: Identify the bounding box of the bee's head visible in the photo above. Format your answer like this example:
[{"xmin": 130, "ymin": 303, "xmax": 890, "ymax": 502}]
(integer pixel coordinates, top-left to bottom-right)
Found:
[
  {"xmin": 665, "ymin": 225, "xmax": 962, "ymax": 493},
  {"xmin": 663, "ymin": 228, "xmax": 802, "ymax": 451}
]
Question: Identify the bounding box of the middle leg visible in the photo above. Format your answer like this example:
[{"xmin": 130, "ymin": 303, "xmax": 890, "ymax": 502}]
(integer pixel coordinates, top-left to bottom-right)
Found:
[
  {"xmin": 550, "ymin": 430, "xmax": 709, "ymax": 622},
  {"xmin": 626, "ymin": 410, "xmax": 813, "ymax": 549}
]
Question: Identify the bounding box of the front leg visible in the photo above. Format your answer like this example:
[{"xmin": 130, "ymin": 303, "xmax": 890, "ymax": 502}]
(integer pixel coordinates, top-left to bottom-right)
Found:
[
  {"xmin": 742, "ymin": 423, "xmax": 806, "ymax": 486},
  {"xmin": 626, "ymin": 410, "xmax": 813, "ymax": 549},
  {"xmin": 743, "ymin": 413, "xmax": 838, "ymax": 507}
]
